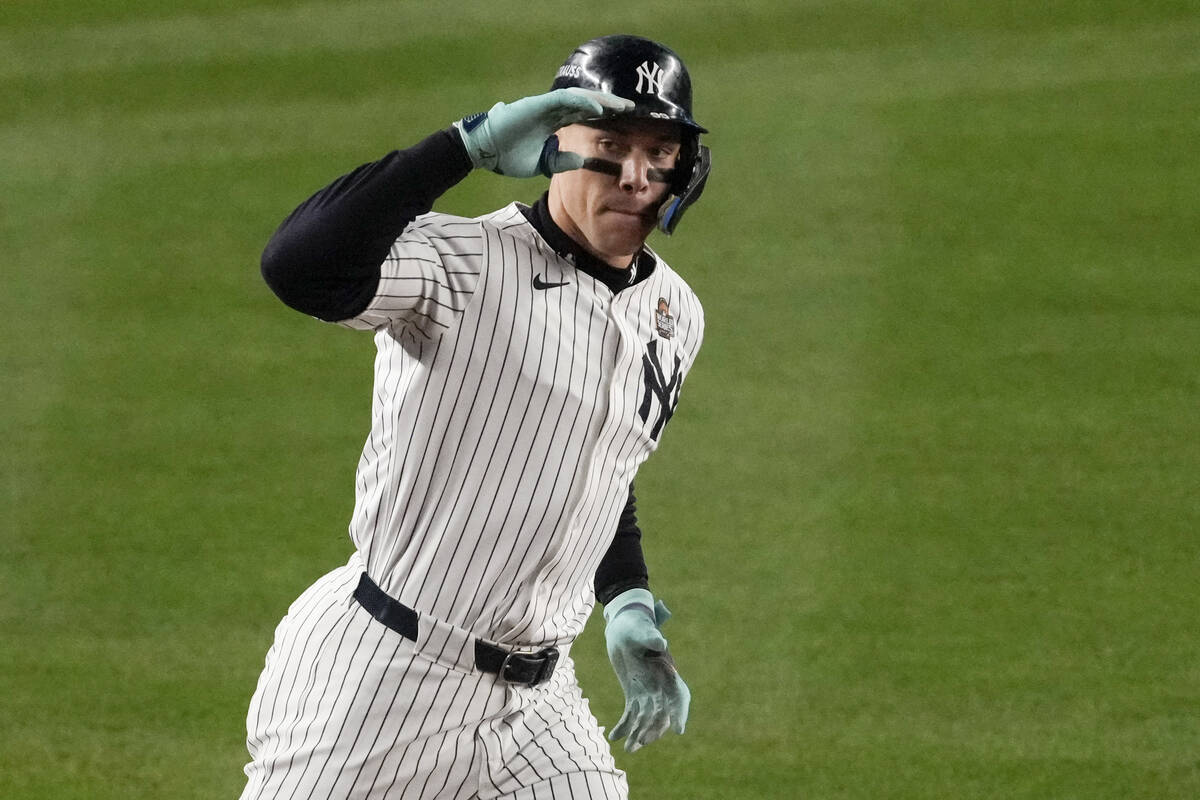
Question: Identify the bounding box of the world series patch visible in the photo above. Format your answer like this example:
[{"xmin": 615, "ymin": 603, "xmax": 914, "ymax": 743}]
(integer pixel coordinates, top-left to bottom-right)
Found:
[{"xmin": 654, "ymin": 297, "xmax": 675, "ymax": 339}]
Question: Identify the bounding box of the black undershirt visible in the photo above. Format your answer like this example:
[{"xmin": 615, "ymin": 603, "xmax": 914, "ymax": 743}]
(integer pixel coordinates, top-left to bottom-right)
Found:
[
  {"xmin": 260, "ymin": 127, "xmax": 649, "ymax": 605},
  {"xmin": 261, "ymin": 129, "xmax": 473, "ymax": 322},
  {"xmin": 519, "ymin": 193, "xmax": 658, "ymax": 295}
]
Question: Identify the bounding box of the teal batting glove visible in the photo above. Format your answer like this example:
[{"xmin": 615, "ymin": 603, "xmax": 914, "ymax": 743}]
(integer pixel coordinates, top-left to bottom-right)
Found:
[
  {"xmin": 453, "ymin": 88, "xmax": 634, "ymax": 178},
  {"xmin": 603, "ymin": 588, "xmax": 691, "ymax": 753}
]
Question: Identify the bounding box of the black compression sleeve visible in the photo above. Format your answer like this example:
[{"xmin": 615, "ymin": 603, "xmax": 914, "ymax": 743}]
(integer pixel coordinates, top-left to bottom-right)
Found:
[
  {"xmin": 260, "ymin": 128, "xmax": 474, "ymax": 322},
  {"xmin": 594, "ymin": 484, "xmax": 650, "ymax": 605}
]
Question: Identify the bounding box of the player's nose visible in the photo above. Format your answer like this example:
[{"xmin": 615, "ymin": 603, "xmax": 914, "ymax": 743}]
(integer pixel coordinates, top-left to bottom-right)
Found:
[{"xmin": 618, "ymin": 155, "xmax": 651, "ymax": 194}]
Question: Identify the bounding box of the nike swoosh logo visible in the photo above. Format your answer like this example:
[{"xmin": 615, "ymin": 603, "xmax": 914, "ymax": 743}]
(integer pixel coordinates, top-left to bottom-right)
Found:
[{"xmin": 533, "ymin": 274, "xmax": 569, "ymax": 290}]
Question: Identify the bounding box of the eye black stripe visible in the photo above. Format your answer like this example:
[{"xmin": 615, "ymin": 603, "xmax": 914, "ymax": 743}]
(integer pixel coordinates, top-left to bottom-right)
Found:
[
  {"xmin": 581, "ymin": 157, "xmax": 621, "ymax": 176},
  {"xmin": 582, "ymin": 158, "xmax": 675, "ymax": 184}
]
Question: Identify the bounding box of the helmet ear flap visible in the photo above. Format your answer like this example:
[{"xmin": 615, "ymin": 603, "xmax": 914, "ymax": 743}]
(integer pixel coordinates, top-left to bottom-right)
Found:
[
  {"xmin": 671, "ymin": 134, "xmax": 699, "ymax": 195},
  {"xmin": 658, "ymin": 142, "xmax": 711, "ymax": 235}
]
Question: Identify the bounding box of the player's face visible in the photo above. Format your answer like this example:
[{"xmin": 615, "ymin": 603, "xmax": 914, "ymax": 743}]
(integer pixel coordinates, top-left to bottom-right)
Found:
[{"xmin": 548, "ymin": 120, "xmax": 682, "ymax": 269}]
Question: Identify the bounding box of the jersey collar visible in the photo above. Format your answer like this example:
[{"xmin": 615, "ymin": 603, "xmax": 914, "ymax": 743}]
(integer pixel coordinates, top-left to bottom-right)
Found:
[{"xmin": 520, "ymin": 193, "xmax": 656, "ymax": 294}]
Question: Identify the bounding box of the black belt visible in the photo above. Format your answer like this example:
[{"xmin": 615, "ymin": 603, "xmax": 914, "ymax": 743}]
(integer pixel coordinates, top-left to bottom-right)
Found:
[{"xmin": 352, "ymin": 572, "xmax": 559, "ymax": 687}]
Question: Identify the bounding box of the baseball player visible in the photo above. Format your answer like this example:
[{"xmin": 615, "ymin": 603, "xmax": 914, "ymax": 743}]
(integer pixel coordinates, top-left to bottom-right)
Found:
[{"xmin": 240, "ymin": 34, "xmax": 712, "ymax": 800}]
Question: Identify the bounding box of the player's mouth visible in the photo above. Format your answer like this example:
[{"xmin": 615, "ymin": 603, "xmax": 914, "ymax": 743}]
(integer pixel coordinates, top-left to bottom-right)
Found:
[{"xmin": 606, "ymin": 207, "xmax": 654, "ymax": 223}]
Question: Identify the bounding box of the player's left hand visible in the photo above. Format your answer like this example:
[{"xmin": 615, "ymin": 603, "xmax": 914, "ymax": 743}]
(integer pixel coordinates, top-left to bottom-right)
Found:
[
  {"xmin": 603, "ymin": 588, "xmax": 690, "ymax": 753},
  {"xmin": 454, "ymin": 88, "xmax": 634, "ymax": 178}
]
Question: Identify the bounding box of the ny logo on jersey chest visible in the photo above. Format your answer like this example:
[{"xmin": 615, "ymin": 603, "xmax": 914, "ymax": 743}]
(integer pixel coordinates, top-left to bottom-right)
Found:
[{"xmin": 639, "ymin": 339, "xmax": 682, "ymax": 441}]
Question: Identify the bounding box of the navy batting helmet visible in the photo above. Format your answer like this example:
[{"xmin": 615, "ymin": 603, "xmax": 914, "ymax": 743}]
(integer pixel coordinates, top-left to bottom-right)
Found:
[{"xmin": 551, "ymin": 34, "xmax": 711, "ymax": 235}]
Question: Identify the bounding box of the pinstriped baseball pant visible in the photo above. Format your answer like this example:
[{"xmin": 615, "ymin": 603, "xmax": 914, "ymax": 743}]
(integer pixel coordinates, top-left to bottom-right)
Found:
[{"xmin": 240, "ymin": 556, "xmax": 626, "ymax": 800}]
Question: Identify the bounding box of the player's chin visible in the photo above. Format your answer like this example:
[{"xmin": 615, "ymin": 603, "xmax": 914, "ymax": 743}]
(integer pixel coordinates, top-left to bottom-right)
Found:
[{"xmin": 603, "ymin": 211, "xmax": 655, "ymax": 244}]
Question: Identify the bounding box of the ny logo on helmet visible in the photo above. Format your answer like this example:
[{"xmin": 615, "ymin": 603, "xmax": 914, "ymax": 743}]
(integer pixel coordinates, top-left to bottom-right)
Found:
[{"xmin": 635, "ymin": 61, "xmax": 665, "ymax": 95}]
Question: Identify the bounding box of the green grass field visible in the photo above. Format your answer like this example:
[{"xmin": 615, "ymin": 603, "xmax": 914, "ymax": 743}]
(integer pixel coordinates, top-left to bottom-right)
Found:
[{"xmin": 3, "ymin": 1, "xmax": 1199, "ymax": 797}]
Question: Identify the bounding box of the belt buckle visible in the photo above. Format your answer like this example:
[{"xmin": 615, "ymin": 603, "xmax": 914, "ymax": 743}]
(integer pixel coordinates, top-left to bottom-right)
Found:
[{"xmin": 498, "ymin": 646, "xmax": 560, "ymax": 686}]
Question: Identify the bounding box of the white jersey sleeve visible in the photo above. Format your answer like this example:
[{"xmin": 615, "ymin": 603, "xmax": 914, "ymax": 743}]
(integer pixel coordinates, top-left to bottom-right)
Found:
[{"xmin": 337, "ymin": 214, "xmax": 485, "ymax": 337}]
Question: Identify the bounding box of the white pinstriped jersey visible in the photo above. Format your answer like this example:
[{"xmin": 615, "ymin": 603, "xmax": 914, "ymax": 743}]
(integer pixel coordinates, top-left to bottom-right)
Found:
[{"xmin": 336, "ymin": 201, "xmax": 703, "ymax": 649}]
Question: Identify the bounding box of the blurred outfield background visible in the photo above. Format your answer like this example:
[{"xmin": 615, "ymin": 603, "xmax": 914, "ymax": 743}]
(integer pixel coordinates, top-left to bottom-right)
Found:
[{"xmin": 3, "ymin": 1, "xmax": 1199, "ymax": 797}]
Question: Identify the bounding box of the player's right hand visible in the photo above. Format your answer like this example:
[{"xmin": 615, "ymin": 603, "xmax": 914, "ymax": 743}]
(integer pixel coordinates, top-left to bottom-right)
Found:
[{"xmin": 454, "ymin": 88, "xmax": 634, "ymax": 178}]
